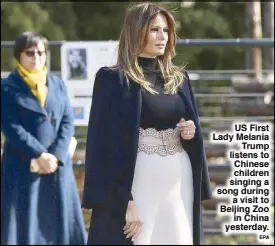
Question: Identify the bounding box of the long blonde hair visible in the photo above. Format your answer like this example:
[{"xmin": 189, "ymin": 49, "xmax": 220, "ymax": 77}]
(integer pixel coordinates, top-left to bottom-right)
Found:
[{"xmin": 116, "ymin": 2, "xmax": 185, "ymax": 94}]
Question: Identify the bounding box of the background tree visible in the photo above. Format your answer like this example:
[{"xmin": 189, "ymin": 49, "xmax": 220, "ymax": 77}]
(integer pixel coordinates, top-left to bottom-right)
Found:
[
  {"xmin": 250, "ymin": 2, "xmax": 263, "ymax": 80},
  {"xmin": 1, "ymin": 2, "xmax": 74, "ymax": 70},
  {"xmin": 1, "ymin": 1, "xmax": 271, "ymax": 73}
]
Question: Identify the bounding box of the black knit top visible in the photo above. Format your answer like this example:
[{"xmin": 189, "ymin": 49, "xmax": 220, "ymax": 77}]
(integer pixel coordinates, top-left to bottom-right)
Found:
[{"xmin": 138, "ymin": 57, "xmax": 186, "ymax": 131}]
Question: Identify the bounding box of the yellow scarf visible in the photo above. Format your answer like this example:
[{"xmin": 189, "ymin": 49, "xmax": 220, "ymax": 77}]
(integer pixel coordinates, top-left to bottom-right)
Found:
[{"xmin": 16, "ymin": 63, "xmax": 48, "ymax": 107}]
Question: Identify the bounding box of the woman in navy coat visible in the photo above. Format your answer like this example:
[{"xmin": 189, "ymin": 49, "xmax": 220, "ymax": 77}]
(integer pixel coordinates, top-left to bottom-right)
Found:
[
  {"xmin": 82, "ymin": 3, "xmax": 212, "ymax": 245},
  {"xmin": 1, "ymin": 32, "xmax": 86, "ymax": 245}
]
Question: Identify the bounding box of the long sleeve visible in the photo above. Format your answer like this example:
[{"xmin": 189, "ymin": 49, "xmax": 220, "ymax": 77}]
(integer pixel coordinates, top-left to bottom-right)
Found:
[
  {"xmin": 82, "ymin": 67, "xmax": 116, "ymax": 208},
  {"xmin": 47, "ymin": 79, "xmax": 74, "ymax": 165},
  {"xmin": 82, "ymin": 67, "xmax": 136, "ymax": 209},
  {"xmin": 1, "ymin": 85, "xmax": 47, "ymax": 159}
]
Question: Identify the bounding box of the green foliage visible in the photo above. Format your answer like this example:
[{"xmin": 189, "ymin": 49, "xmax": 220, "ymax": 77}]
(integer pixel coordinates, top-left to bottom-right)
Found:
[
  {"xmin": 177, "ymin": 2, "xmax": 230, "ymax": 39},
  {"xmin": 71, "ymin": 2, "xmax": 131, "ymax": 40},
  {"xmin": 1, "ymin": 2, "xmax": 246, "ymax": 71},
  {"xmin": 1, "ymin": 2, "xmax": 48, "ymax": 39},
  {"xmin": 173, "ymin": 2, "xmax": 245, "ymax": 70},
  {"xmin": 39, "ymin": 2, "xmax": 77, "ymax": 40}
]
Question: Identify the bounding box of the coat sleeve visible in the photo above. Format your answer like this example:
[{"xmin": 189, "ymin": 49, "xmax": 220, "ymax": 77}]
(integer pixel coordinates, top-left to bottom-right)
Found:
[
  {"xmin": 185, "ymin": 71, "xmax": 212, "ymax": 201},
  {"xmin": 1, "ymin": 84, "xmax": 47, "ymax": 158},
  {"xmin": 82, "ymin": 67, "xmax": 115, "ymax": 208},
  {"xmin": 82, "ymin": 67, "xmax": 135, "ymax": 209},
  {"xmin": 47, "ymin": 76, "xmax": 74, "ymax": 165}
]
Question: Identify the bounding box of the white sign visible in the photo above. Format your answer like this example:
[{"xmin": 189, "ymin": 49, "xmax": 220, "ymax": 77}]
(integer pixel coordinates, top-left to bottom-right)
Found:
[{"xmin": 61, "ymin": 41, "xmax": 119, "ymax": 125}]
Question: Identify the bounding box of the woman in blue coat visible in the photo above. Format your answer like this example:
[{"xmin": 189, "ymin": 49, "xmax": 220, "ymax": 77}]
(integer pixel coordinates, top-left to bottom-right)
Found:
[
  {"xmin": 82, "ymin": 3, "xmax": 212, "ymax": 245},
  {"xmin": 1, "ymin": 32, "xmax": 86, "ymax": 245}
]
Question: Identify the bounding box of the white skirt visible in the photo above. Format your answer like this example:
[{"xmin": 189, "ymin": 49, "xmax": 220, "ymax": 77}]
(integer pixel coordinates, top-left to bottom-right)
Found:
[{"xmin": 131, "ymin": 128, "xmax": 194, "ymax": 245}]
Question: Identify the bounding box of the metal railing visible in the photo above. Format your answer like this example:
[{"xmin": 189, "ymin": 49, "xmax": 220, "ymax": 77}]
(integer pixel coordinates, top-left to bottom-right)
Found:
[{"xmin": 1, "ymin": 38, "xmax": 274, "ymax": 47}]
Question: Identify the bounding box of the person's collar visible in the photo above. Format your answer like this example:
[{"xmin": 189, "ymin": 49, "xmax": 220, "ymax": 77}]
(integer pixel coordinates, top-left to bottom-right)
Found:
[{"xmin": 138, "ymin": 56, "xmax": 158, "ymax": 70}]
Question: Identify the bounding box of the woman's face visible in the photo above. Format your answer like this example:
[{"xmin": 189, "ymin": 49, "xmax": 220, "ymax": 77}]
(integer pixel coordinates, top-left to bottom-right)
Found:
[
  {"xmin": 139, "ymin": 13, "xmax": 169, "ymax": 58},
  {"xmin": 19, "ymin": 40, "xmax": 47, "ymax": 72}
]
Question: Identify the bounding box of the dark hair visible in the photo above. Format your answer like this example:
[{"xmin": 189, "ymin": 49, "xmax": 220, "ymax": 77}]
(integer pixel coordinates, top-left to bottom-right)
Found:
[{"xmin": 13, "ymin": 31, "xmax": 48, "ymax": 61}]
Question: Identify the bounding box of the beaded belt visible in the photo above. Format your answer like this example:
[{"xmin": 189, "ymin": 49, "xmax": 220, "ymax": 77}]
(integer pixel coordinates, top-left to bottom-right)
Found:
[{"xmin": 138, "ymin": 128, "xmax": 184, "ymax": 156}]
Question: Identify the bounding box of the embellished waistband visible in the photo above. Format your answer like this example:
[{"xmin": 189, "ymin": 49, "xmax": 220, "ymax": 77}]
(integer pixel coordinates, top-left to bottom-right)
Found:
[{"xmin": 138, "ymin": 128, "xmax": 183, "ymax": 156}]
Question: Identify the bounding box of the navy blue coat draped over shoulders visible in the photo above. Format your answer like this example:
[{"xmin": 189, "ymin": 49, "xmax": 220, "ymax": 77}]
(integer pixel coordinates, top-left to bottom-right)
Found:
[{"xmin": 82, "ymin": 66, "xmax": 212, "ymax": 245}]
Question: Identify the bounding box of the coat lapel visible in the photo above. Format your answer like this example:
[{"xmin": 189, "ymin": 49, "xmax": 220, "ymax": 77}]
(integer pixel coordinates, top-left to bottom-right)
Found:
[
  {"xmin": 44, "ymin": 74, "xmax": 54, "ymax": 109},
  {"xmin": 10, "ymin": 71, "xmax": 48, "ymax": 116},
  {"xmin": 178, "ymin": 83, "xmax": 197, "ymax": 123},
  {"xmin": 178, "ymin": 82, "xmax": 204, "ymax": 163}
]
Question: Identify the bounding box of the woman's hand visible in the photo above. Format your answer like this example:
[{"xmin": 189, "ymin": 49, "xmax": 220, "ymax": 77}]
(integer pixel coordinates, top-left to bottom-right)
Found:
[
  {"xmin": 37, "ymin": 152, "xmax": 59, "ymax": 175},
  {"xmin": 123, "ymin": 200, "xmax": 143, "ymax": 241},
  {"xmin": 177, "ymin": 118, "xmax": 196, "ymax": 140}
]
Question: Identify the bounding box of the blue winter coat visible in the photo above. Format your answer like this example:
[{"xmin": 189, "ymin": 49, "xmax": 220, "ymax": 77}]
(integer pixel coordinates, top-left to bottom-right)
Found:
[{"xmin": 1, "ymin": 71, "xmax": 86, "ymax": 245}]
